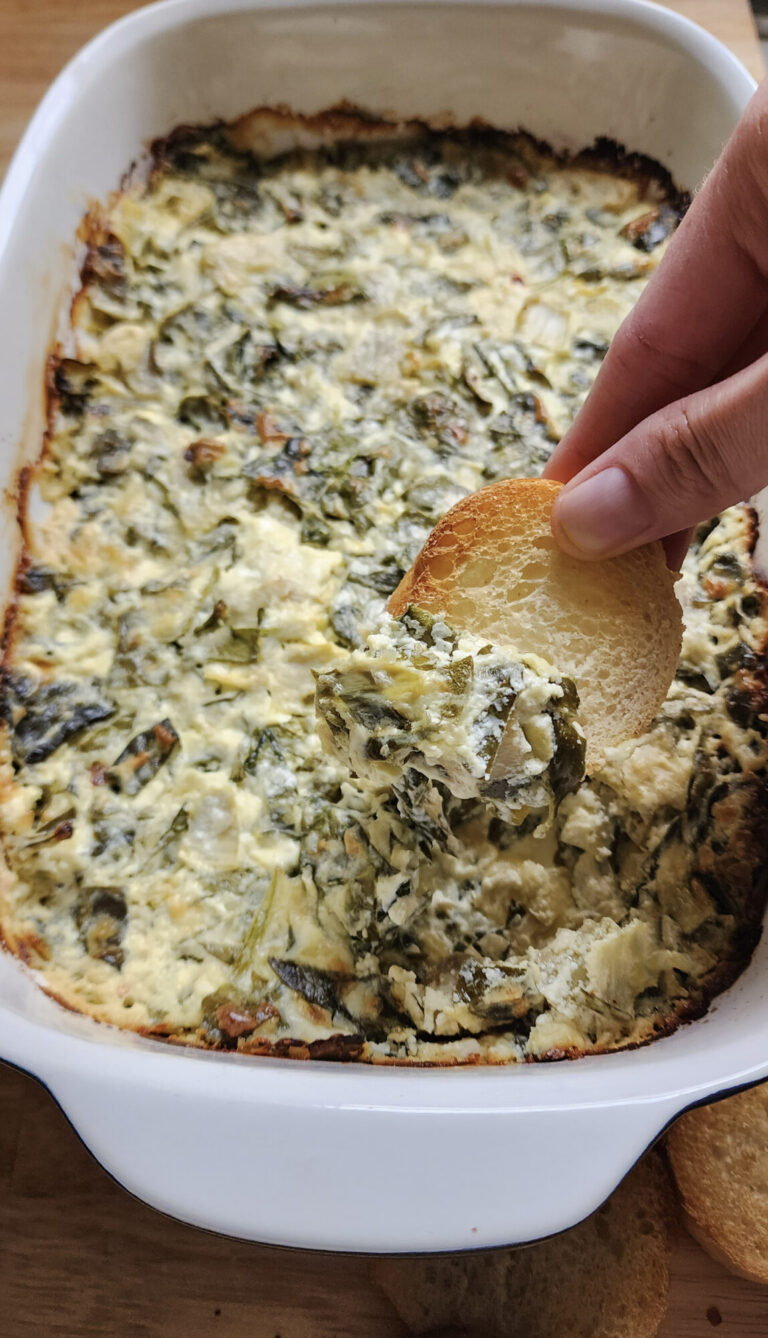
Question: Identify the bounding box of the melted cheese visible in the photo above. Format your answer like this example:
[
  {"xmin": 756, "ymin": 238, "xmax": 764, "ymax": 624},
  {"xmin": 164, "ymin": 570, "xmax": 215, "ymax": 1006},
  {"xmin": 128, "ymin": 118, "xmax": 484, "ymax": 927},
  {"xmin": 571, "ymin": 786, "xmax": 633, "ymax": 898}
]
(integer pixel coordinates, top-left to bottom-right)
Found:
[{"xmin": 315, "ymin": 608, "xmax": 585, "ymax": 831}]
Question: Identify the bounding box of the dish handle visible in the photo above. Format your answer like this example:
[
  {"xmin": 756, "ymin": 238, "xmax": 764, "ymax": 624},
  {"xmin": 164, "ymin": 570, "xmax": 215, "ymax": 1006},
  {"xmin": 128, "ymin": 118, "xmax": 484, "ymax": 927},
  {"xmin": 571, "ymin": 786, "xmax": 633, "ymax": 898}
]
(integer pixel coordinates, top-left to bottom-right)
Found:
[{"xmin": 25, "ymin": 1049, "xmax": 687, "ymax": 1252}]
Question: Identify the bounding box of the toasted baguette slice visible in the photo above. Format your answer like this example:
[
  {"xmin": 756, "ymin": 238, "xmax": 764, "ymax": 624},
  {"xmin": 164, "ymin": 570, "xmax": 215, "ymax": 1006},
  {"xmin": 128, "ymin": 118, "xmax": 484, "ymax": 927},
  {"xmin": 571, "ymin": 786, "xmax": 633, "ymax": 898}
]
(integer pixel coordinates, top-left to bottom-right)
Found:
[
  {"xmin": 388, "ymin": 478, "xmax": 681, "ymax": 764},
  {"xmin": 372, "ymin": 1152, "xmax": 675, "ymax": 1338},
  {"xmin": 666, "ymin": 1082, "xmax": 768, "ymax": 1284}
]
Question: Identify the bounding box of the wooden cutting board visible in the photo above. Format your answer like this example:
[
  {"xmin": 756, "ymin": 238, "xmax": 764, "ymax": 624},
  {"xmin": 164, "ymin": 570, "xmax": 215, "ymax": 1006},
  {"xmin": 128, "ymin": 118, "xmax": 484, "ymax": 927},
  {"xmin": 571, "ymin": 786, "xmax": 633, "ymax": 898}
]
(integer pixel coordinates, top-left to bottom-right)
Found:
[{"xmin": 0, "ymin": 2, "xmax": 766, "ymax": 1334}]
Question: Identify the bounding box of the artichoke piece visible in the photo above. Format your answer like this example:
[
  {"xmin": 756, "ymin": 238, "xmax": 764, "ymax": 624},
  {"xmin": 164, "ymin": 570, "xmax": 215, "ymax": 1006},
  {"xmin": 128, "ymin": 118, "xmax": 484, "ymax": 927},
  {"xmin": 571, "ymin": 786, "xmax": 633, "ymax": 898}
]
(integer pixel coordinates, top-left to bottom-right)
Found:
[
  {"xmin": 91, "ymin": 429, "xmax": 133, "ymax": 479},
  {"xmin": 190, "ymin": 601, "xmax": 263, "ymax": 664}
]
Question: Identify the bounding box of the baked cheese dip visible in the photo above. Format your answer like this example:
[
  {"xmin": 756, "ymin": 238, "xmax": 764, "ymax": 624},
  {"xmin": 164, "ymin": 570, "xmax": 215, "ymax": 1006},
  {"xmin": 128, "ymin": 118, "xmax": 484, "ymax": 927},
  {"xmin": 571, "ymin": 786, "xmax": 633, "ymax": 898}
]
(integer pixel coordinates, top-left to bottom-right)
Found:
[
  {"xmin": 2, "ymin": 112, "xmax": 767, "ymax": 1063},
  {"xmin": 315, "ymin": 608, "xmax": 586, "ymax": 831}
]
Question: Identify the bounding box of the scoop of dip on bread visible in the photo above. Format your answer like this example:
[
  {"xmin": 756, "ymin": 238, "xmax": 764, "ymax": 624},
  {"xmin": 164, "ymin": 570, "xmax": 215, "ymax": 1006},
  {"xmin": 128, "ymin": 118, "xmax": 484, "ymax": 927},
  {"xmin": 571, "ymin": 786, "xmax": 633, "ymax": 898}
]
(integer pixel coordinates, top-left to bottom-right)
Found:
[{"xmin": 317, "ymin": 478, "xmax": 682, "ymax": 826}]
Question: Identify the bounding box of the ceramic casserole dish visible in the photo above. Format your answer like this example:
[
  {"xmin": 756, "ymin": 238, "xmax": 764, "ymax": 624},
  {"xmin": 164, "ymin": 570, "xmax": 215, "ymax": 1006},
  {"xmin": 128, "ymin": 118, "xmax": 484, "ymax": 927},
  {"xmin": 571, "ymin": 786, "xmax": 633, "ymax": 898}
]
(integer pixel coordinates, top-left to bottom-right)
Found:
[{"xmin": 0, "ymin": 0, "xmax": 764, "ymax": 1253}]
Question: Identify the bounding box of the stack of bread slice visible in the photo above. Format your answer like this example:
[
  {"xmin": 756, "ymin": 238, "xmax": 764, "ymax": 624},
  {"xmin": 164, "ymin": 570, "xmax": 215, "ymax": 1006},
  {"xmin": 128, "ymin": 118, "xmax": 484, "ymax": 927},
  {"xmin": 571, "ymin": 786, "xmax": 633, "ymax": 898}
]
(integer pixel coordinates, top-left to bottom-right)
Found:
[
  {"xmin": 372, "ymin": 1154, "xmax": 676, "ymax": 1338},
  {"xmin": 666, "ymin": 1083, "xmax": 768, "ymax": 1285},
  {"xmin": 372, "ymin": 1087, "xmax": 768, "ymax": 1337}
]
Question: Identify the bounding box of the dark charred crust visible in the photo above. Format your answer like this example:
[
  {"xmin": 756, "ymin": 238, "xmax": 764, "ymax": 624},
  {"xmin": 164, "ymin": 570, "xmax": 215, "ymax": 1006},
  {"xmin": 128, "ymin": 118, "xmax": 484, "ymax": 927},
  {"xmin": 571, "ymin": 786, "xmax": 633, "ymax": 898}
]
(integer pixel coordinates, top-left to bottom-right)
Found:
[
  {"xmin": 572, "ymin": 137, "xmax": 691, "ymax": 216},
  {"xmin": 149, "ymin": 120, "xmax": 227, "ymax": 170},
  {"xmin": 306, "ymin": 1033, "xmax": 366, "ymax": 1061},
  {"xmin": 80, "ymin": 230, "xmax": 126, "ymax": 289},
  {"xmin": 748, "ymin": 507, "xmax": 759, "ymax": 553},
  {"xmin": 150, "ymin": 102, "xmax": 690, "ymax": 213}
]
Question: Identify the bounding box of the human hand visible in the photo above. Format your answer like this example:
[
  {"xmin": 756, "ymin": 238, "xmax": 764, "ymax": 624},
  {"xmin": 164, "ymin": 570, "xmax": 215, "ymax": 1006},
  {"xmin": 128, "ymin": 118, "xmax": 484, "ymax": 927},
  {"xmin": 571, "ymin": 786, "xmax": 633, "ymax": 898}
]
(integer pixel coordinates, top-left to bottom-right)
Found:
[{"xmin": 544, "ymin": 79, "xmax": 768, "ymax": 571}]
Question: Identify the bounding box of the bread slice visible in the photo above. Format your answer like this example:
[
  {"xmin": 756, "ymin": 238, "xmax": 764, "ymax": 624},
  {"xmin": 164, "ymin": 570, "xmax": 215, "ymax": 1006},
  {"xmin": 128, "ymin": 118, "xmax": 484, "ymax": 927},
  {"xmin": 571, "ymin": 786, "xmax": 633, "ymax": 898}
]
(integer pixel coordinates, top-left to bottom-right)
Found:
[
  {"xmin": 388, "ymin": 479, "xmax": 681, "ymax": 765},
  {"xmin": 371, "ymin": 1151, "xmax": 675, "ymax": 1337},
  {"xmin": 666, "ymin": 1082, "xmax": 768, "ymax": 1284}
]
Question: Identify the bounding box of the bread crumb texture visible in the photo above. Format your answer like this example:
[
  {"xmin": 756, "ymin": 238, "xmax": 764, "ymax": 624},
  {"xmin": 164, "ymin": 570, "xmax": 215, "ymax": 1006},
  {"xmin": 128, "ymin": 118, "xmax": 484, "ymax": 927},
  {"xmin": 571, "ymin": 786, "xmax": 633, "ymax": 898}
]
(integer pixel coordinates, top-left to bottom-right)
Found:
[
  {"xmin": 667, "ymin": 1082, "xmax": 768, "ymax": 1284},
  {"xmin": 372, "ymin": 1152, "xmax": 675, "ymax": 1337}
]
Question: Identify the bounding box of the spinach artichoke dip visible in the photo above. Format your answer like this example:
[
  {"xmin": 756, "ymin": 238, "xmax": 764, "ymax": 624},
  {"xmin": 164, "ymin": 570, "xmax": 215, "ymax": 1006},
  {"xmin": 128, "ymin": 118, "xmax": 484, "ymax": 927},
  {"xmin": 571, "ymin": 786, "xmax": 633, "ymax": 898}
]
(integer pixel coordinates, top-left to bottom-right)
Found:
[
  {"xmin": 315, "ymin": 607, "xmax": 586, "ymax": 832},
  {"xmin": 1, "ymin": 111, "xmax": 767, "ymax": 1064}
]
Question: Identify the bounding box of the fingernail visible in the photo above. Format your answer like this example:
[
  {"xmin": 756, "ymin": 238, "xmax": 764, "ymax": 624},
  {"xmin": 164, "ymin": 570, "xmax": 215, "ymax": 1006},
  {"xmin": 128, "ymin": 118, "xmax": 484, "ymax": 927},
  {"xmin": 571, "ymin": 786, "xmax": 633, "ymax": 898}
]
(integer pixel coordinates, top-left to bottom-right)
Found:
[{"xmin": 553, "ymin": 467, "xmax": 652, "ymax": 556}]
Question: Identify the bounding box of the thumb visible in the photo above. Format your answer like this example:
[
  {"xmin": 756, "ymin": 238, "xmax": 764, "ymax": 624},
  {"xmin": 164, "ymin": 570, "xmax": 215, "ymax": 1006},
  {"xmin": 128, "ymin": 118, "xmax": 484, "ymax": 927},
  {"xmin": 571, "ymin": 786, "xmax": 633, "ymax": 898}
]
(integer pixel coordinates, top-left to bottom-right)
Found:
[{"xmin": 550, "ymin": 354, "xmax": 768, "ymax": 563}]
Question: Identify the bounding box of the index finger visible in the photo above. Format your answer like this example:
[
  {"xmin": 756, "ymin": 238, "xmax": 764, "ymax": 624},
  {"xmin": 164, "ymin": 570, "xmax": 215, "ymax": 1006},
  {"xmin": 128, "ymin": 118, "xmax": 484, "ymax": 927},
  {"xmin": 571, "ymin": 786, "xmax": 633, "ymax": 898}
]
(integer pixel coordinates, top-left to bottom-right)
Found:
[{"xmin": 545, "ymin": 79, "xmax": 768, "ymax": 483}]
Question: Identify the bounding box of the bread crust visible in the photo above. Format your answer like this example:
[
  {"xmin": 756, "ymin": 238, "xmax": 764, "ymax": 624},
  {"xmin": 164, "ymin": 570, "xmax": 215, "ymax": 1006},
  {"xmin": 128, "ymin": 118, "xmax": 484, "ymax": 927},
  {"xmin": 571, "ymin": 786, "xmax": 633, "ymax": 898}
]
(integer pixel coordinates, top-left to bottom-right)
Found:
[
  {"xmin": 372, "ymin": 1150, "xmax": 676, "ymax": 1337},
  {"xmin": 666, "ymin": 1082, "xmax": 768, "ymax": 1285},
  {"xmin": 388, "ymin": 479, "xmax": 563, "ymax": 616}
]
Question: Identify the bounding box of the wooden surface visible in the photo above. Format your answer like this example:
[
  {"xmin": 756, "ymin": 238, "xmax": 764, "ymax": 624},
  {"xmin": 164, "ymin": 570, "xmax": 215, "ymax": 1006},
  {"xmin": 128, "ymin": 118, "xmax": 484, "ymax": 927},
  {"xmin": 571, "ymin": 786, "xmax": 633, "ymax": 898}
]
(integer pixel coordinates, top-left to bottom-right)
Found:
[
  {"xmin": 661, "ymin": 0, "xmax": 765, "ymax": 80},
  {"xmin": 0, "ymin": 1, "xmax": 766, "ymax": 1334},
  {"xmin": 1, "ymin": 1064, "xmax": 768, "ymax": 1338}
]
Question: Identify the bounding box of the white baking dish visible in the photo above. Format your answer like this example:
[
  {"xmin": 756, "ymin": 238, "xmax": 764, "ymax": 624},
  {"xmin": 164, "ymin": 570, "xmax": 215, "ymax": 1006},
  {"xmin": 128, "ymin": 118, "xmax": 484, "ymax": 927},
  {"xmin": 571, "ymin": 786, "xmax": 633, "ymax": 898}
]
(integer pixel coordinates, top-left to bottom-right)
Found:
[{"xmin": 0, "ymin": 0, "xmax": 761, "ymax": 1253}]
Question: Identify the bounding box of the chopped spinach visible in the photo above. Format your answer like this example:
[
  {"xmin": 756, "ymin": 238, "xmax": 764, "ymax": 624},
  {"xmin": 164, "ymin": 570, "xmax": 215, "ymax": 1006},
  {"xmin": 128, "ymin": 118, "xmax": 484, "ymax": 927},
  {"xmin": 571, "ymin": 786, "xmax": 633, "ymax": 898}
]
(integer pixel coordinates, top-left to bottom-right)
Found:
[
  {"xmin": 549, "ymin": 710, "xmax": 587, "ymax": 801},
  {"xmin": 107, "ymin": 719, "xmax": 180, "ymax": 794},
  {"xmin": 74, "ymin": 885, "xmax": 127, "ymax": 968},
  {"xmin": 90, "ymin": 429, "xmax": 132, "ymax": 479},
  {"xmin": 269, "ymin": 957, "xmax": 341, "ymax": 1013},
  {"xmin": 1, "ymin": 675, "xmax": 114, "ymax": 766},
  {"xmin": 207, "ymin": 330, "xmax": 281, "ymax": 393},
  {"xmin": 53, "ymin": 359, "xmax": 98, "ymax": 417},
  {"xmin": 177, "ymin": 394, "xmax": 228, "ymax": 431},
  {"xmin": 410, "ymin": 393, "xmax": 468, "ymax": 452},
  {"xmin": 147, "ymin": 806, "xmax": 189, "ymax": 867},
  {"xmin": 268, "ymin": 281, "xmax": 365, "ymax": 309},
  {"xmin": 344, "ymin": 555, "xmax": 405, "ymax": 597},
  {"xmin": 329, "ymin": 599, "xmax": 363, "ymax": 650},
  {"xmin": 241, "ymin": 727, "xmax": 285, "ymax": 776},
  {"xmin": 16, "ymin": 566, "xmax": 66, "ymax": 598}
]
